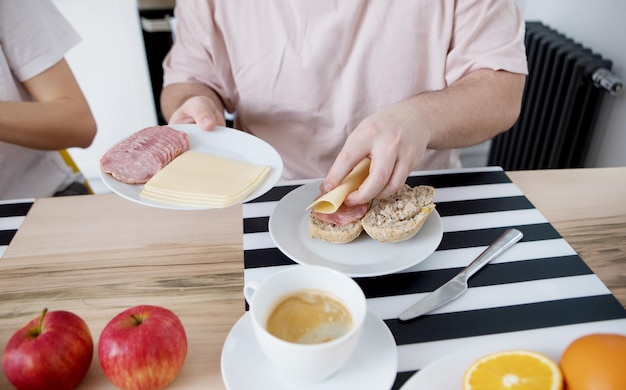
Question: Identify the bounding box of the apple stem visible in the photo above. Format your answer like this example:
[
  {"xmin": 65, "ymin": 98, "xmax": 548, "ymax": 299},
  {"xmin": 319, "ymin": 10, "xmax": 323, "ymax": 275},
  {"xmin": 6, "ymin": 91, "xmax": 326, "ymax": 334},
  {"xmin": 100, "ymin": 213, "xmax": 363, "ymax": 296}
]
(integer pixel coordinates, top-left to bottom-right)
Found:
[
  {"xmin": 131, "ymin": 313, "xmax": 143, "ymax": 325},
  {"xmin": 30, "ymin": 308, "xmax": 48, "ymax": 337}
]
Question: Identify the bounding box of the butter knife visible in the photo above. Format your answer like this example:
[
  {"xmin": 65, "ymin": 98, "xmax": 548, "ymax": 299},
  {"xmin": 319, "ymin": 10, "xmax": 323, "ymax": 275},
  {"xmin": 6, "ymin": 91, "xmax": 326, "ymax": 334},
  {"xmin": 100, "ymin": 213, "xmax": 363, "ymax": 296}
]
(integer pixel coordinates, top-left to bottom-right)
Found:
[{"xmin": 399, "ymin": 228, "xmax": 523, "ymax": 321}]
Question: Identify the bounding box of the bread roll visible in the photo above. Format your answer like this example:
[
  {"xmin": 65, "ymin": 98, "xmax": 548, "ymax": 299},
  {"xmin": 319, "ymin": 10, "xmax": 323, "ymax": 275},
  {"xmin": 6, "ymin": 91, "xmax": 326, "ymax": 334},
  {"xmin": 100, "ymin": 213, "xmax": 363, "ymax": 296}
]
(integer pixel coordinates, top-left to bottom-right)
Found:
[
  {"xmin": 308, "ymin": 215, "xmax": 364, "ymax": 244},
  {"xmin": 361, "ymin": 185, "xmax": 435, "ymax": 243}
]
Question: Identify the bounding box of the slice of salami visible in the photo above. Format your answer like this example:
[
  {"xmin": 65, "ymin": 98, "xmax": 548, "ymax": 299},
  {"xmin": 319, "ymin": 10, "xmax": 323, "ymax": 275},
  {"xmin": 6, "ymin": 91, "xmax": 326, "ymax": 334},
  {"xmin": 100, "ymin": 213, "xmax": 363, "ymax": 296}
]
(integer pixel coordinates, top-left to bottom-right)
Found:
[
  {"xmin": 312, "ymin": 202, "xmax": 370, "ymax": 226},
  {"xmin": 100, "ymin": 126, "xmax": 190, "ymax": 184}
]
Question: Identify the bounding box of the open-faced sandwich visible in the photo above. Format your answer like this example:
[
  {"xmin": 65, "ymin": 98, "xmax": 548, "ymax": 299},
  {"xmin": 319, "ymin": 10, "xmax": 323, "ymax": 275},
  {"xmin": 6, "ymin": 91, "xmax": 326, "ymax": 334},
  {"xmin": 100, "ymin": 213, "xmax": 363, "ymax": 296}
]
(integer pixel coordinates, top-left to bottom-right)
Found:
[{"xmin": 307, "ymin": 159, "xmax": 436, "ymax": 243}]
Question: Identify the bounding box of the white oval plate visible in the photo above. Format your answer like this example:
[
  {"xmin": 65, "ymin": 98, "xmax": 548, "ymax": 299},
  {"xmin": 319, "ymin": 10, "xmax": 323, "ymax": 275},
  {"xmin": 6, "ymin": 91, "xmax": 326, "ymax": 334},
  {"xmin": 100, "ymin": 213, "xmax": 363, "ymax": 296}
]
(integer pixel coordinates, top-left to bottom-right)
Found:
[
  {"xmin": 400, "ymin": 341, "xmax": 564, "ymax": 390},
  {"xmin": 269, "ymin": 181, "xmax": 443, "ymax": 277},
  {"xmin": 99, "ymin": 124, "xmax": 283, "ymax": 210}
]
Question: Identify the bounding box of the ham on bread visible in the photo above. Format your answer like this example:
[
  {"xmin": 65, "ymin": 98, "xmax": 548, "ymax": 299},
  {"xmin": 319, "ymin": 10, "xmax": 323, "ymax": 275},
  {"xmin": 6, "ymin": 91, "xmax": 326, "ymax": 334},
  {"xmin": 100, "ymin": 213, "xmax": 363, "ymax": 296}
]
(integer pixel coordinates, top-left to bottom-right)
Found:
[
  {"xmin": 308, "ymin": 201, "xmax": 371, "ymax": 244},
  {"xmin": 308, "ymin": 184, "xmax": 435, "ymax": 244},
  {"xmin": 311, "ymin": 202, "xmax": 370, "ymax": 226},
  {"xmin": 100, "ymin": 126, "xmax": 190, "ymax": 184}
]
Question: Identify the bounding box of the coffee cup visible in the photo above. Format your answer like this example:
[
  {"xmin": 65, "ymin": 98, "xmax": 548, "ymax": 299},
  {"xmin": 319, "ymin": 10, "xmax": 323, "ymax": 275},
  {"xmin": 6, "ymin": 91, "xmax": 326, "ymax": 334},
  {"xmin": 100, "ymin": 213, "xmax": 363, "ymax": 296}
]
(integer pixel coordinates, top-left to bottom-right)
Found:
[{"xmin": 243, "ymin": 265, "xmax": 367, "ymax": 382}]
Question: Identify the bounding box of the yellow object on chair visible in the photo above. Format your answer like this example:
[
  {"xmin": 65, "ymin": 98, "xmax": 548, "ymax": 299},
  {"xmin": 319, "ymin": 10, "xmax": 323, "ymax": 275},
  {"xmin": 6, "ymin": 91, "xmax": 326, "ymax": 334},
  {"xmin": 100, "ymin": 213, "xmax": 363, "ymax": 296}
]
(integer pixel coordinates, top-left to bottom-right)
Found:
[{"xmin": 59, "ymin": 149, "xmax": 93, "ymax": 194}]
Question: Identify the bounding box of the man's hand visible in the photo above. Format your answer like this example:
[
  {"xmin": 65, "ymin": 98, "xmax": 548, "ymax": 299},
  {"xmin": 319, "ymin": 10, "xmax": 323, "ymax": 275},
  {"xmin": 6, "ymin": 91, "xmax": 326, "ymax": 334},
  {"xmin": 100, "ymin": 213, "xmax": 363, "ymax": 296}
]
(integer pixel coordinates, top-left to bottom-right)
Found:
[
  {"xmin": 323, "ymin": 100, "xmax": 430, "ymax": 206},
  {"xmin": 168, "ymin": 95, "xmax": 226, "ymax": 130},
  {"xmin": 161, "ymin": 83, "xmax": 226, "ymax": 130}
]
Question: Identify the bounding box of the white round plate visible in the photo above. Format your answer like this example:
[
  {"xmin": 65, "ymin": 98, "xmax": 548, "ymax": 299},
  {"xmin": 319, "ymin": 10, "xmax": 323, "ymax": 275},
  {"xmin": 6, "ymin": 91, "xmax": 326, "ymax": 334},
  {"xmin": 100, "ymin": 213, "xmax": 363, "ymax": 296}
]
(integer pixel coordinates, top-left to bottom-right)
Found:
[
  {"xmin": 99, "ymin": 124, "xmax": 283, "ymax": 210},
  {"xmin": 400, "ymin": 341, "xmax": 564, "ymax": 390},
  {"xmin": 268, "ymin": 181, "xmax": 443, "ymax": 277},
  {"xmin": 221, "ymin": 311, "xmax": 397, "ymax": 390}
]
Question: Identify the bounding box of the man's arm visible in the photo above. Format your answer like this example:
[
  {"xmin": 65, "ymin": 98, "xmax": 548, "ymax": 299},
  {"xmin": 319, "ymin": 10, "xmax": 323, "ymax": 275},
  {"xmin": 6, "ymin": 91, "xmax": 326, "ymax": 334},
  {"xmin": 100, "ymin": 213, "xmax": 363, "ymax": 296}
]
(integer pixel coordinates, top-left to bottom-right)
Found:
[
  {"xmin": 326, "ymin": 69, "xmax": 526, "ymax": 205},
  {"xmin": 413, "ymin": 69, "xmax": 525, "ymax": 149},
  {"xmin": 0, "ymin": 59, "xmax": 96, "ymax": 150},
  {"xmin": 160, "ymin": 82, "xmax": 226, "ymax": 130}
]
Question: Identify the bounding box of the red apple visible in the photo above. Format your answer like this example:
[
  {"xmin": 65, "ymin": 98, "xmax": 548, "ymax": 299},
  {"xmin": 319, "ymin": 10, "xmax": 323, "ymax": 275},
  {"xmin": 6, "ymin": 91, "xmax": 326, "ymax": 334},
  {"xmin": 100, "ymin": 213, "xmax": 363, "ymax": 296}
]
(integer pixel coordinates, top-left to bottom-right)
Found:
[
  {"xmin": 2, "ymin": 308, "xmax": 94, "ymax": 390},
  {"xmin": 98, "ymin": 305, "xmax": 187, "ymax": 390}
]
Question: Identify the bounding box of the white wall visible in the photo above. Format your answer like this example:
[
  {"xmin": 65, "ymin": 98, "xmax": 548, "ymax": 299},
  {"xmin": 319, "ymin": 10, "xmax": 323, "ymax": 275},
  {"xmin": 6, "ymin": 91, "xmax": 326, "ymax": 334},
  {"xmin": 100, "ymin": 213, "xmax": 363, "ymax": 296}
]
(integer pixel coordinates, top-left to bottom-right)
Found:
[
  {"xmin": 53, "ymin": 0, "xmax": 158, "ymax": 192},
  {"xmin": 519, "ymin": 0, "xmax": 626, "ymax": 168}
]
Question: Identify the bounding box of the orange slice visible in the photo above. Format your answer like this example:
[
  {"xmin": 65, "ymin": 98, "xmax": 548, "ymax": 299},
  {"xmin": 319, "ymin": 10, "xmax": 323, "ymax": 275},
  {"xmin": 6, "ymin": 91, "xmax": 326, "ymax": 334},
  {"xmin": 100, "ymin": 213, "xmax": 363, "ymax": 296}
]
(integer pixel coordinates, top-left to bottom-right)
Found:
[{"xmin": 463, "ymin": 349, "xmax": 563, "ymax": 390}]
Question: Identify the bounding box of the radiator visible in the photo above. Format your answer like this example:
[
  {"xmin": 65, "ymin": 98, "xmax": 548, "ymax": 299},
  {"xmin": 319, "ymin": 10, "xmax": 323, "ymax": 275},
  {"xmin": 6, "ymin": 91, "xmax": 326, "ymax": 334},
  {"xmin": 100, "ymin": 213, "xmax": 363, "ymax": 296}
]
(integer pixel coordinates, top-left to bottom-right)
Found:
[{"xmin": 488, "ymin": 21, "xmax": 623, "ymax": 170}]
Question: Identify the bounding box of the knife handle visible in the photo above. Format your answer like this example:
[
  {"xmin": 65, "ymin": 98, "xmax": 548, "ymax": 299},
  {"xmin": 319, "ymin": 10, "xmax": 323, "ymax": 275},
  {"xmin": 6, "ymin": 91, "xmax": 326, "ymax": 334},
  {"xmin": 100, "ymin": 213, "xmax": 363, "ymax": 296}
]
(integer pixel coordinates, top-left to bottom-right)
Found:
[{"xmin": 462, "ymin": 228, "xmax": 523, "ymax": 279}]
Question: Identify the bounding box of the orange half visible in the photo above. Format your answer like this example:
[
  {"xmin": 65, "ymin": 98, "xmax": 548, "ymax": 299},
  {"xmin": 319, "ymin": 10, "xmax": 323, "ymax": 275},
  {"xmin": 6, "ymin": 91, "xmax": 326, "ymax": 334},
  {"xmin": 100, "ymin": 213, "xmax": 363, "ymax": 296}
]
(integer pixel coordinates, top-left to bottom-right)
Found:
[{"xmin": 463, "ymin": 349, "xmax": 563, "ymax": 390}]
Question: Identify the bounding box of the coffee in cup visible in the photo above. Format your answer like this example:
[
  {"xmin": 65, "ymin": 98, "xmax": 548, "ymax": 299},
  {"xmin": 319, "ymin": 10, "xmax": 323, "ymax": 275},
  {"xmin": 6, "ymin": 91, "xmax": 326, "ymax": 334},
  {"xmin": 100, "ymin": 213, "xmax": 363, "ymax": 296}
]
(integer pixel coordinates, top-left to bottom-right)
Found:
[
  {"xmin": 244, "ymin": 265, "xmax": 366, "ymax": 382},
  {"xmin": 266, "ymin": 289, "xmax": 352, "ymax": 344}
]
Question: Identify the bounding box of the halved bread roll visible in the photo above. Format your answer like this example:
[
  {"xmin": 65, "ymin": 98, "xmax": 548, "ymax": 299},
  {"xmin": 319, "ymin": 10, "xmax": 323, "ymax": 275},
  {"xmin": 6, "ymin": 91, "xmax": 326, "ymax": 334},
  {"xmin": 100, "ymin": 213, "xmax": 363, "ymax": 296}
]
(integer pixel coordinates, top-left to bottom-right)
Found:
[
  {"xmin": 361, "ymin": 185, "xmax": 436, "ymax": 243},
  {"xmin": 308, "ymin": 215, "xmax": 364, "ymax": 244}
]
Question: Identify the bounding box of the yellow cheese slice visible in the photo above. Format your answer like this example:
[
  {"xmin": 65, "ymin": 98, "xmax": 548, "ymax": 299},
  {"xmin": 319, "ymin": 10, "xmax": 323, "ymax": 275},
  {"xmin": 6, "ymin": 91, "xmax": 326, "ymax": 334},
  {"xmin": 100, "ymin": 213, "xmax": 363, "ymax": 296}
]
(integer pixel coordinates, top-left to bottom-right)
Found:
[
  {"xmin": 306, "ymin": 158, "xmax": 370, "ymax": 214},
  {"xmin": 139, "ymin": 151, "xmax": 270, "ymax": 208}
]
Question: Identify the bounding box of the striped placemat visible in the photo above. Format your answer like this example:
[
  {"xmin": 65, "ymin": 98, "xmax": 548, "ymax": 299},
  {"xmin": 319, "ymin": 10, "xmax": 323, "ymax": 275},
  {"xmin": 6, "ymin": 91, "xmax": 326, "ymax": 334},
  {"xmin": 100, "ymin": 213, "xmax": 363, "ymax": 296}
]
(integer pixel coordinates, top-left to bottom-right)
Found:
[
  {"xmin": 242, "ymin": 167, "xmax": 626, "ymax": 389},
  {"xmin": 0, "ymin": 199, "xmax": 34, "ymax": 259}
]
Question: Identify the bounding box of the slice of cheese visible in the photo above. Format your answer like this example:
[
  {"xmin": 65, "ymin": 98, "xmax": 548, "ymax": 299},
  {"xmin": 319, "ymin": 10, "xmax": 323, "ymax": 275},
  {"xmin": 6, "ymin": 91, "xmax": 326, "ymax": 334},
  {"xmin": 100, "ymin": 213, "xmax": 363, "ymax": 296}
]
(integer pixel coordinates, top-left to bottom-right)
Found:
[
  {"xmin": 306, "ymin": 158, "xmax": 370, "ymax": 214},
  {"xmin": 140, "ymin": 151, "xmax": 270, "ymax": 208}
]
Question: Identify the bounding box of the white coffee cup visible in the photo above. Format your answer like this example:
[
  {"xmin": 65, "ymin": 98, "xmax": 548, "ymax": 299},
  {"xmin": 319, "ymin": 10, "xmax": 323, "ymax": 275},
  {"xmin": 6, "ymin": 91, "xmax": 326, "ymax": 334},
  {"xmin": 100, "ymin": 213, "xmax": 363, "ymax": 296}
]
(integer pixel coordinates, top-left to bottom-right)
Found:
[{"xmin": 243, "ymin": 265, "xmax": 367, "ymax": 382}]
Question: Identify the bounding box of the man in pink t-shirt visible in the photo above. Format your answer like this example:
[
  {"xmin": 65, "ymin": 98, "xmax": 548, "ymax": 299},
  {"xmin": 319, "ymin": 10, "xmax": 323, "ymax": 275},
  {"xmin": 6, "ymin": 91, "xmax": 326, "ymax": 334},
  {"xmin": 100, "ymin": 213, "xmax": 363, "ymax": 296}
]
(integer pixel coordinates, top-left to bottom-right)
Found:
[{"xmin": 161, "ymin": 0, "xmax": 528, "ymax": 205}]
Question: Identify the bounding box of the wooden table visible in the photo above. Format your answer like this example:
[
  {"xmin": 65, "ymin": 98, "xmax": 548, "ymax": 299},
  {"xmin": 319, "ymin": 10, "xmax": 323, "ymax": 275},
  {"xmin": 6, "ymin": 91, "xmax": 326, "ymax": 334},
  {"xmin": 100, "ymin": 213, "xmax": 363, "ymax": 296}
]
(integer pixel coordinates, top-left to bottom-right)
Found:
[
  {"xmin": 0, "ymin": 195, "xmax": 245, "ymax": 389},
  {"xmin": 1, "ymin": 167, "xmax": 624, "ymax": 389},
  {"xmin": 507, "ymin": 167, "xmax": 626, "ymax": 307}
]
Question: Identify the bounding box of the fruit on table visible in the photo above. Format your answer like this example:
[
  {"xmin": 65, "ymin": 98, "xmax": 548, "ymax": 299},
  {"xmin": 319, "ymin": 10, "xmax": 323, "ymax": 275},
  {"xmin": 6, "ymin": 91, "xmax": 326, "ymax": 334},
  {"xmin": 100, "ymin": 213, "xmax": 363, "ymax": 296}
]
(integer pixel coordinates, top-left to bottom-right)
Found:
[
  {"xmin": 2, "ymin": 308, "xmax": 94, "ymax": 390},
  {"xmin": 463, "ymin": 349, "xmax": 562, "ymax": 390},
  {"xmin": 98, "ymin": 305, "xmax": 188, "ymax": 390},
  {"xmin": 560, "ymin": 333, "xmax": 626, "ymax": 390}
]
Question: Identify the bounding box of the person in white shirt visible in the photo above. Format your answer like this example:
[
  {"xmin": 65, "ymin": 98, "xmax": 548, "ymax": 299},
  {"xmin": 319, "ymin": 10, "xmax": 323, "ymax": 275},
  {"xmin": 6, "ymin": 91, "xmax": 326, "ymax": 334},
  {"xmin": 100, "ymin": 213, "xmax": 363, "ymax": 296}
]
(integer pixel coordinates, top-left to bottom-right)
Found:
[{"xmin": 0, "ymin": 0, "xmax": 97, "ymax": 200}]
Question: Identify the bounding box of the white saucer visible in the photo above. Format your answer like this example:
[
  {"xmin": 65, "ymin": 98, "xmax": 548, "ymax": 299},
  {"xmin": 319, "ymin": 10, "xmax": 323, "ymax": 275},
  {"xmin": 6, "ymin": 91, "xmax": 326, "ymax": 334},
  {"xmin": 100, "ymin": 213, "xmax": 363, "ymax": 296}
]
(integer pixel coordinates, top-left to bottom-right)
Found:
[{"xmin": 221, "ymin": 311, "xmax": 398, "ymax": 389}]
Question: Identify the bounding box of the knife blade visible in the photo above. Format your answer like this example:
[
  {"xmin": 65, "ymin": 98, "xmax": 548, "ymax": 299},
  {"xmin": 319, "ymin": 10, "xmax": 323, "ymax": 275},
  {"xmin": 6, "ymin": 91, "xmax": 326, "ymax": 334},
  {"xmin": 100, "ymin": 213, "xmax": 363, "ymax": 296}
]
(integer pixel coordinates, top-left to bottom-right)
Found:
[{"xmin": 398, "ymin": 228, "xmax": 523, "ymax": 321}]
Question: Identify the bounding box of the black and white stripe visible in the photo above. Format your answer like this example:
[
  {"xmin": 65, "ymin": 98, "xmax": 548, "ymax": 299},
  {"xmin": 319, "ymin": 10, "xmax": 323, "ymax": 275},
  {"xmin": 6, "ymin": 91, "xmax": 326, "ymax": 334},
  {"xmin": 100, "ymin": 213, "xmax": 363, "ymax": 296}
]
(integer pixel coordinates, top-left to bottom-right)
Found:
[
  {"xmin": 0, "ymin": 199, "xmax": 34, "ymax": 258},
  {"xmin": 242, "ymin": 167, "xmax": 626, "ymax": 389}
]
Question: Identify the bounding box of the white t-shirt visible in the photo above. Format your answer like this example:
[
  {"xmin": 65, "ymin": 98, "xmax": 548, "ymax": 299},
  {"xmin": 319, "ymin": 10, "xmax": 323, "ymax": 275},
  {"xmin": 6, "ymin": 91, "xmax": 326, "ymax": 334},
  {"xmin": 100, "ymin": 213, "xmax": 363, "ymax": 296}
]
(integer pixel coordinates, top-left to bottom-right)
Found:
[
  {"xmin": 0, "ymin": 0, "xmax": 82, "ymax": 200},
  {"xmin": 164, "ymin": 0, "xmax": 528, "ymax": 180}
]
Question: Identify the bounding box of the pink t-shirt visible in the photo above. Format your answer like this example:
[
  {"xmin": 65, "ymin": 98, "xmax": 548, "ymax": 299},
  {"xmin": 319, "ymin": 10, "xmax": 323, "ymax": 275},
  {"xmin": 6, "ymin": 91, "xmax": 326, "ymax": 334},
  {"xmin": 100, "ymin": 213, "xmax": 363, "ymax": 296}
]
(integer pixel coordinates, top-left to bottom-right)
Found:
[{"xmin": 163, "ymin": 0, "xmax": 528, "ymax": 180}]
